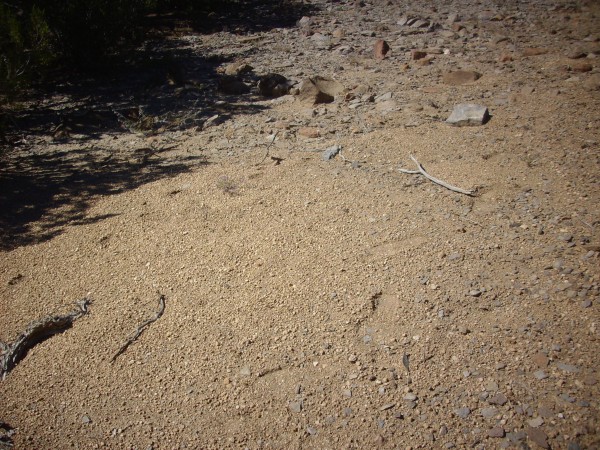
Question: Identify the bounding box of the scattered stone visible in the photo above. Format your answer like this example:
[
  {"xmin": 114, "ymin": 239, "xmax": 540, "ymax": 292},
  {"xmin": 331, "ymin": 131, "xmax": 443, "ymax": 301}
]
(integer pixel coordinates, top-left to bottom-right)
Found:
[
  {"xmin": 375, "ymin": 100, "xmax": 398, "ymax": 113},
  {"xmin": 583, "ymin": 73, "xmax": 600, "ymax": 91},
  {"xmin": 297, "ymin": 16, "xmax": 312, "ymax": 28},
  {"xmin": 566, "ymin": 49, "xmax": 587, "ymax": 59},
  {"xmin": 203, "ymin": 114, "xmax": 225, "ymax": 130},
  {"xmin": 447, "ymin": 13, "xmax": 459, "ymax": 23},
  {"xmin": 81, "ymin": 415, "xmax": 92, "ymax": 424},
  {"xmin": 526, "ymin": 426, "xmax": 549, "ymax": 449},
  {"xmin": 223, "ymin": 62, "xmax": 253, "ymax": 77},
  {"xmin": 528, "ymin": 417, "xmax": 544, "ymax": 428},
  {"xmin": 298, "ymin": 127, "xmax": 321, "ymax": 138},
  {"xmin": 411, "ymin": 50, "xmax": 427, "ymax": 60},
  {"xmin": 258, "ymin": 73, "xmax": 293, "ymax": 98},
  {"xmin": 403, "ymin": 393, "xmax": 417, "ymax": 401},
  {"xmin": 569, "ymin": 61, "xmax": 593, "ymax": 73},
  {"xmin": 289, "ymin": 401, "xmax": 302, "ymax": 413},
  {"xmin": 240, "ymin": 366, "xmax": 251, "ymax": 376},
  {"xmin": 446, "ymin": 104, "xmax": 490, "ymax": 126},
  {"xmin": 442, "ymin": 70, "xmax": 481, "ymax": 85},
  {"xmin": 488, "ymin": 426, "xmax": 505, "ymax": 438},
  {"xmin": 488, "ymin": 393, "xmax": 508, "ymax": 406},
  {"xmin": 555, "ymin": 362, "xmax": 580, "ymax": 373},
  {"xmin": 532, "ymin": 353, "xmax": 549, "ymax": 367},
  {"xmin": 306, "ymin": 426, "xmax": 317, "ymax": 435},
  {"xmin": 218, "ymin": 76, "xmax": 250, "ymax": 95},
  {"xmin": 374, "ymin": 40, "xmax": 390, "ymax": 60},
  {"xmin": 298, "ymin": 76, "xmax": 344, "ymax": 105},
  {"xmin": 454, "ymin": 407, "xmax": 471, "ymax": 418},
  {"xmin": 332, "ymin": 29, "xmax": 345, "ymax": 39},
  {"xmin": 533, "ymin": 370, "xmax": 548, "ymax": 380},
  {"xmin": 481, "ymin": 407, "xmax": 498, "ymax": 418},
  {"xmin": 581, "ymin": 299, "xmax": 592, "ymax": 308},
  {"xmin": 522, "ymin": 48, "xmax": 548, "ymax": 57},
  {"xmin": 379, "ymin": 403, "xmax": 395, "ymax": 411},
  {"xmin": 323, "ymin": 145, "xmax": 341, "ymax": 161}
]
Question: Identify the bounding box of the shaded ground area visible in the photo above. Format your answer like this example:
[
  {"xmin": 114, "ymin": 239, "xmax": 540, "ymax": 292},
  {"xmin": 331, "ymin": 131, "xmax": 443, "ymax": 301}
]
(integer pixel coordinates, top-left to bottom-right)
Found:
[{"xmin": 0, "ymin": 0, "xmax": 316, "ymax": 250}]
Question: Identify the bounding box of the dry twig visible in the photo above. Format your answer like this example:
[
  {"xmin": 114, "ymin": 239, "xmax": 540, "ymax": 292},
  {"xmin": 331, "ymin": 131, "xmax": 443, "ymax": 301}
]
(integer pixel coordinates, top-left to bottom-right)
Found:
[
  {"xmin": 111, "ymin": 295, "xmax": 166, "ymax": 363},
  {"xmin": 0, "ymin": 298, "xmax": 91, "ymax": 380},
  {"xmin": 259, "ymin": 131, "xmax": 279, "ymax": 164},
  {"xmin": 399, "ymin": 155, "xmax": 475, "ymax": 196}
]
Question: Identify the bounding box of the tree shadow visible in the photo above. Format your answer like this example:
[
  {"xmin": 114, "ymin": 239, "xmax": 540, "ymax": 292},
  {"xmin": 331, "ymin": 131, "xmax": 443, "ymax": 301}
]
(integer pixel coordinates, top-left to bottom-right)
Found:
[{"xmin": 0, "ymin": 0, "xmax": 318, "ymax": 251}]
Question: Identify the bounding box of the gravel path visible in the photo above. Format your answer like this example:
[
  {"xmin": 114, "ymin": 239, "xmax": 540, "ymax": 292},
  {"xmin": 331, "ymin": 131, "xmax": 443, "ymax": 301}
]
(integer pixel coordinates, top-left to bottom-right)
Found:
[{"xmin": 1, "ymin": 0, "xmax": 599, "ymax": 448}]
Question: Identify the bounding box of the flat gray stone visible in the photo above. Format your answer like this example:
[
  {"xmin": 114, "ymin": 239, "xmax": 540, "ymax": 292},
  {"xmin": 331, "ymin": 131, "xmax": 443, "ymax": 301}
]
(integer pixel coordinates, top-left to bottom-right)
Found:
[
  {"xmin": 289, "ymin": 401, "xmax": 302, "ymax": 413},
  {"xmin": 555, "ymin": 362, "xmax": 580, "ymax": 373},
  {"xmin": 454, "ymin": 407, "xmax": 471, "ymax": 418},
  {"xmin": 322, "ymin": 145, "xmax": 341, "ymax": 161},
  {"xmin": 447, "ymin": 104, "xmax": 490, "ymax": 126}
]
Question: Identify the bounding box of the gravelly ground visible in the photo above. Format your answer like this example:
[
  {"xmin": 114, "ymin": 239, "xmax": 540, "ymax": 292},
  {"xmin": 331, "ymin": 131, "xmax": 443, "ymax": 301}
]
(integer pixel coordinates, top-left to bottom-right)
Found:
[{"xmin": 1, "ymin": 0, "xmax": 599, "ymax": 449}]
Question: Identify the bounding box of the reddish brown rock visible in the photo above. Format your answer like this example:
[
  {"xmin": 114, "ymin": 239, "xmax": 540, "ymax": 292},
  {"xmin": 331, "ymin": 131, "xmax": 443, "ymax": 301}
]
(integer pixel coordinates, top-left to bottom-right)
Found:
[
  {"xmin": 374, "ymin": 39, "xmax": 390, "ymax": 60},
  {"xmin": 498, "ymin": 52, "xmax": 514, "ymax": 62},
  {"xmin": 411, "ymin": 50, "xmax": 427, "ymax": 60},
  {"xmin": 415, "ymin": 57, "xmax": 433, "ymax": 66},
  {"xmin": 332, "ymin": 29, "xmax": 345, "ymax": 39},
  {"xmin": 298, "ymin": 76, "xmax": 345, "ymax": 105},
  {"xmin": 570, "ymin": 61, "xmax": 593, "ymax": 72},
  {"xmin": 526, "ymin": 427, "xmax": 549, "ymax": 449},
  {"xmin": 297, "ymin": 127, "xmax": 321, "ymax": 138},
  {"xmin": 488, "ymin": 427, "xmax": 505, "ymax": 438},
  {"xmin": 532, "ymin": 352, "xmax": 549, "ymax": 368},
  {"xmin": 522, "ymin": 48, "xmax": 548, "ymax": 57},
  {"xmin": 442, "ymin": 70, "xmax": 481, "ymax": 85}
]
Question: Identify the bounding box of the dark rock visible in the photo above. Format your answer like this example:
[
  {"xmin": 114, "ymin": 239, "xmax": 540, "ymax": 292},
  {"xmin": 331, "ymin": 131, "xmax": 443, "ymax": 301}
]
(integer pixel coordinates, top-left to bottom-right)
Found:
[
  {"xmin": 258, "ymin": 73, "xmax": 293, "ymax": 98},
  {"xmin": 218, "ymin": 76, "xmax": 250, "ymax": 95},
  {"xmin": 526, "ymin": 426, "xmax": 549, "ymax": 449},
  {"xmin": 488, "ymin": 427, "xmax": 505, "ymax": 438}
]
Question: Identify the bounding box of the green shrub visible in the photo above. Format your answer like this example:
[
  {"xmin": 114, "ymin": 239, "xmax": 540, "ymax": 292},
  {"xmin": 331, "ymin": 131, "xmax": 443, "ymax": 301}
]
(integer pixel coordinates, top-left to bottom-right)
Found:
[{"xmin": 0, "ymin": 3, "xmax": 54, "ymax": 101}]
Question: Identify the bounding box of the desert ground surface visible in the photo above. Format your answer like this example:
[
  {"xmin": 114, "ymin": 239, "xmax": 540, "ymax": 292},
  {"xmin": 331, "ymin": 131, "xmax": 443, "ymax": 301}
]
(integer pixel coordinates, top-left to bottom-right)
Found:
[{"xmin": 1, "ymin": 0, "xmax": 599, "ymax": 448}]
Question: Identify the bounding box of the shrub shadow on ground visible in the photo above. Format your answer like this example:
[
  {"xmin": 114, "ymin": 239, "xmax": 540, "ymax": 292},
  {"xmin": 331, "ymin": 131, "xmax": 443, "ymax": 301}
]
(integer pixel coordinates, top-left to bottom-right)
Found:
[{"xmin": 0, "ymin": 0, "xmax": 317, "ymax": 251}]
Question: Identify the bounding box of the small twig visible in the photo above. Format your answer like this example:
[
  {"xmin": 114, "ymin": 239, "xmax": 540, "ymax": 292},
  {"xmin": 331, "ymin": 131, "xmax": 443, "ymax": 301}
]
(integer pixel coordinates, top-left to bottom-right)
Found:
[
  {"xmin": 259, "ymin": 131, "xmax": 279, "ymax": 164},
  {"xmin": 257, "ymin": 365, "xmax": 282, "ymax": 377},
  {"xmin": 111, "ymin": 295, "xmax": 166, "ymax": 363},
  {"xmin": 399, "ymin": 155, "xmax": 475, "ymax": 196},
  {"xmin": 338, "ymin": 149, "xmax": 355, "ymax": 165}
]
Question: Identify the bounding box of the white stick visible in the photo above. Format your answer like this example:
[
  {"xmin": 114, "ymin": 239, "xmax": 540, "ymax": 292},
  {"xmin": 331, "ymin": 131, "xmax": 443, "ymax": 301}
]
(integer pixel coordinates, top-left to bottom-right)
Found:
[{"xmin": 399, "ymin": 155, "xmax": 475, "ymax": 196}]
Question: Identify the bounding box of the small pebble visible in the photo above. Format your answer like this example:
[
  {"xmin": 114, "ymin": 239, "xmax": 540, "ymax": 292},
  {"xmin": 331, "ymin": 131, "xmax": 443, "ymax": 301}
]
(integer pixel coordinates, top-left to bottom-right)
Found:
[
  {"xmin": 488, "ymin": 426, "xmax": 505, "ymax": 438},
  {"xmin": 289, "ymin": 401, "xmax": 302, "ymax": 413},
  {"xmin": 528, "ymin": 417, "xmax": 544, "ymax": 427},
  {"xmin": 454, "ymin": 407, "xmax": 471, "ymax": 418}
]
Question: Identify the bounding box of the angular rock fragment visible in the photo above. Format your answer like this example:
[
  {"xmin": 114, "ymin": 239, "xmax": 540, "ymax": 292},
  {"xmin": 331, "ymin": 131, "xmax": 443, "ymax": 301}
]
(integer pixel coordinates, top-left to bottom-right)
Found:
[
  {"xmin": 322, "ymin": 145, "xmax": 341, "ymax": 161},
  {"xmin": 374, "ymin": 39, "xmax": 390, "ymax": 60},
  {"xmin": 258, "ymin": 73, "xmax": 293, "ymax": 98},
  {"xmin": 298, "ymin": 76, "xmax": 345, "ymax": 105},
  {"xmin": 442, "ymin": 70, "xmax": 481, "ymax": 85},
  {"xmin": 223, "ymin": 62, "xmax": 253, "ymax": 77},
  {"xmin": 218, "ymin": 75, "xmax": 250, "ymax": 95},
  {"xmin": 522, "ymin": 48, "xmax": 548, "ymax": 57},
  {"xmin": 446, "ymin": 104, "xmax": 490, "ymax": 126}
]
